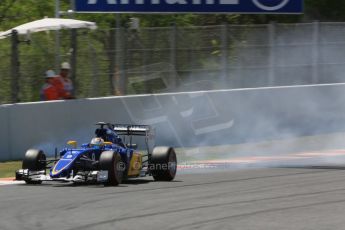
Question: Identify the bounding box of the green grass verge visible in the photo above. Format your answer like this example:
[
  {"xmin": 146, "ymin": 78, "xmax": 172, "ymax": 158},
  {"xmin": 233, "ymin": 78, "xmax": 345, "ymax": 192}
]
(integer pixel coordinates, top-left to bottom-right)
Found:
[{"xmin": 0, "ymin": 161, "xmax": 22, "ymax": 178}]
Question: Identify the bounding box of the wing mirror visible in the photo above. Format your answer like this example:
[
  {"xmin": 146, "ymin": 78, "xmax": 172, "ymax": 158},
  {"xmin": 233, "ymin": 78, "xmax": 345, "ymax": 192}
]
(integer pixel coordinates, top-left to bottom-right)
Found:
[
  {"xmin": 126, "ymin": 143, "xmax": 138, "ymax": 149},
  {"xmin": 67, "ymin": 140, "xmax": 77, "ymax": 148}
]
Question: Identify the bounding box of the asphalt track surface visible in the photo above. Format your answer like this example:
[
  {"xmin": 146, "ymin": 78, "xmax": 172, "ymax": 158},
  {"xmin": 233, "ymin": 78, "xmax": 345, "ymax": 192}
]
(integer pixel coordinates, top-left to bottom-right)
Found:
[{"xmin": 2, "ymin": 168, "xmax": 345, "ymax": 230}]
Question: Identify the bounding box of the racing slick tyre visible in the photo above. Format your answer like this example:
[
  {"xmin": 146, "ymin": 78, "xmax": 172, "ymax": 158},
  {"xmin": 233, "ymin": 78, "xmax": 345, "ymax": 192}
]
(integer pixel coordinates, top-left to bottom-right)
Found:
[
  {"xmin": 100, "ymin": 151, "xmax": 124, "ymax": 186},
  {"xmin": 22, "ymin": 149, "xmax": 46, "ymax": 184},
  {"xmin": 150, "ymin": 146, "xmax": 177, "ymax": 181}
]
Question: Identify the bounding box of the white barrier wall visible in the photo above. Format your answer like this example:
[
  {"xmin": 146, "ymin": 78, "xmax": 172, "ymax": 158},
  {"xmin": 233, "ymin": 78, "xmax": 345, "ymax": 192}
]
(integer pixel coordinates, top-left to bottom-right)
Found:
[
  {"xmin": 2, "ymin": 83, "xmax": 345, "ymax": 161},
  {"xmin": 0, "ymin": 105, "xmax": 10, "ymax": 161}
]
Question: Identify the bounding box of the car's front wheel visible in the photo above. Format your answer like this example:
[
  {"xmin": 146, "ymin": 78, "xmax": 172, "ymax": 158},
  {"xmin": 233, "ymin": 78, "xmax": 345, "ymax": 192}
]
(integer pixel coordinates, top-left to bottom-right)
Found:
[
  {"xmin": 99, "ymin": 151, "xmax": 124, "ymax": 186},
  {"xmin": 22, "ymin": 149, "xmax": 46, "ymax": 184}
]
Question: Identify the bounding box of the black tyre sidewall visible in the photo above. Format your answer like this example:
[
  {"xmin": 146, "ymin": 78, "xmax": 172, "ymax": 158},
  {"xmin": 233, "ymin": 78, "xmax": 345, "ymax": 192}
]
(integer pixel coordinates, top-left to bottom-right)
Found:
[
  {"xmin": 100, "ymin": 151, "xmax": 124, "ymax": 186},
  {"xmin": 150, "ymin": 147, "xmax": 177, "ymax": 181},
  {"xmin": 22, "ymin": 149, "xmax": 46, "ymax": 171}
]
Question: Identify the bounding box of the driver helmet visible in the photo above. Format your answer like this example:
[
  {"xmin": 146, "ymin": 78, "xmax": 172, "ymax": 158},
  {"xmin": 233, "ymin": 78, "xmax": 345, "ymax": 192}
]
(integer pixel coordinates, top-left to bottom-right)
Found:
[{"xmin": 90, "ymin": 137, "xmax": 104, "ymax": 146}]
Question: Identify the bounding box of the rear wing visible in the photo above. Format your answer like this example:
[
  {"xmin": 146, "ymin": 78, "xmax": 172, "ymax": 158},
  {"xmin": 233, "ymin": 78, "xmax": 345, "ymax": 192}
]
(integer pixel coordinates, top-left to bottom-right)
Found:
[{"xmin": 113, "ymin": 124, "xmax": 154, "ymax": 138}]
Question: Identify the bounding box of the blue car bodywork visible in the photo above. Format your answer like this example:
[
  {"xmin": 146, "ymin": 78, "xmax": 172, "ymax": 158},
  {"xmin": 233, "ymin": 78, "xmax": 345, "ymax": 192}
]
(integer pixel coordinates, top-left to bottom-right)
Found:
[
  {"xmin": 50, "ymin": 144, "xmax": 132, "ymax": 179},
  {"xmin": 16, "ymin": 122, "xmax": 177, "ymax": 185}
]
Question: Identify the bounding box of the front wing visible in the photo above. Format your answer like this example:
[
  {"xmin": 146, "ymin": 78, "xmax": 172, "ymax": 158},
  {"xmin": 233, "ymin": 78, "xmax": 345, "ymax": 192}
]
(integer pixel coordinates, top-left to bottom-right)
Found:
[{"xmin": 15, "ymin": 169, "xmax": 110, "ymax": 183}]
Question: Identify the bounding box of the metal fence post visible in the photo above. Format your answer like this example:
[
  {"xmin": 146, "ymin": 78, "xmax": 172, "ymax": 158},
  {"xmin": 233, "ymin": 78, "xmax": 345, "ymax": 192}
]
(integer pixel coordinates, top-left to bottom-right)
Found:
[
  {"xmin": 268, "ymin": 22, "xmax": 276, "ymax": 86},
  {"xmin": 89, "ymin": 43, "xmax": 99, "ymax": 97},
  {"xmin": 68, "ymin": 0, "xmax": 79, "ymax": 96},
  {"xmin": 312, "ymin": 21, "xmax": 320, "ymax": 84},
  {"xmin": 55, "ymin": 0, "xmax": 61, "ymax": 71},
  {"xmin": 70, "ymin": 29, "xmax": 77, "ymax": 96},
  {"xmin": 221, "ymin": 23, "xmax": 228, "ymax": 84},
  {"xmin": 11, "ymin": 30, "xmax": 20, "ymax": 103},
  {"xmin": 170, "ymin": 24, "xmax": 177, "ymax": 89},
  {"xmin": 115, "ymin": 16, "xmax": 121, "ymax": 95},
  {"xmin": 109, "ymin": 27, "xmax": 116, "ymax": 95},
  {"xmin": 117, "ymin": 26, "xmax": 127, "ymax": 95},
  {"xmin": 115, "ymin": 15, "xmax": 127, "ymax": 95},
  {"xmin": 142, "ymin": 33, "xmax": 149, "ymax": 94}
]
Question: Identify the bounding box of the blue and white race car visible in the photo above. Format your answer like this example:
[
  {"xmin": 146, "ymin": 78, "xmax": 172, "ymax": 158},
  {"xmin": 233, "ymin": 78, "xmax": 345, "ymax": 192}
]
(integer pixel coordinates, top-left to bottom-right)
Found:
[{"xmin": 15, "ymin": 122, "xmax": 177, "ymax": 186}]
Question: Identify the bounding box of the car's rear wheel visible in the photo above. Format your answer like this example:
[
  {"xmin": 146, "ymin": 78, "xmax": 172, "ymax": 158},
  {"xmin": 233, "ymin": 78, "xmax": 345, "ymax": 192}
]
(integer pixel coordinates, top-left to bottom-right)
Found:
[
  {"xmin": 22, "ymin": 149, "xmax": 46, "ymax": 184},
  {"xmin": 100, "ymin": 151, "xmax": 124, "ymax": 186},
  {"xmin": 150, "ymin": 146, "xmax": 177, "ymax": 181}
]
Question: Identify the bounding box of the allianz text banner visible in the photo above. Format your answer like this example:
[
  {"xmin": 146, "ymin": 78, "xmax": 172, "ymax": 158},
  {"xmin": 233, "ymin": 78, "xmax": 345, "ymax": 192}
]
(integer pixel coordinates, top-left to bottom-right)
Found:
[{"xmin": 75, "ymin": 0, "xmax": 303, "ymax": 14}]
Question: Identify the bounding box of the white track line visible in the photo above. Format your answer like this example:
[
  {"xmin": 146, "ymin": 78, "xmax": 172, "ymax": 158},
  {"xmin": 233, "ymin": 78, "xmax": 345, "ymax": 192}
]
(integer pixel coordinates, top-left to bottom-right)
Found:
[{"xmin": 0, "ymin": 180, "xmax": 24, "ymax": 186}]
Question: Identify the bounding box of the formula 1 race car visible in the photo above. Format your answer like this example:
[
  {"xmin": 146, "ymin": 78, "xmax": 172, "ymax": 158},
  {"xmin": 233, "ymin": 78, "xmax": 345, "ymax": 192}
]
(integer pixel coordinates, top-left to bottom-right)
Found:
[{"xmin": 15, "ymin": 122, "xmax": 177, "ymax": 186}]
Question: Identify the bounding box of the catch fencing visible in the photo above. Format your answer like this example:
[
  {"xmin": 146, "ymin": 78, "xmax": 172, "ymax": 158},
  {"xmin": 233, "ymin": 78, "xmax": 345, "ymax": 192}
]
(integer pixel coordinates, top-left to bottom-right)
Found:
[{"xmin": 1, "ymin": 22, "xmax": 345, "ymax": 103}]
